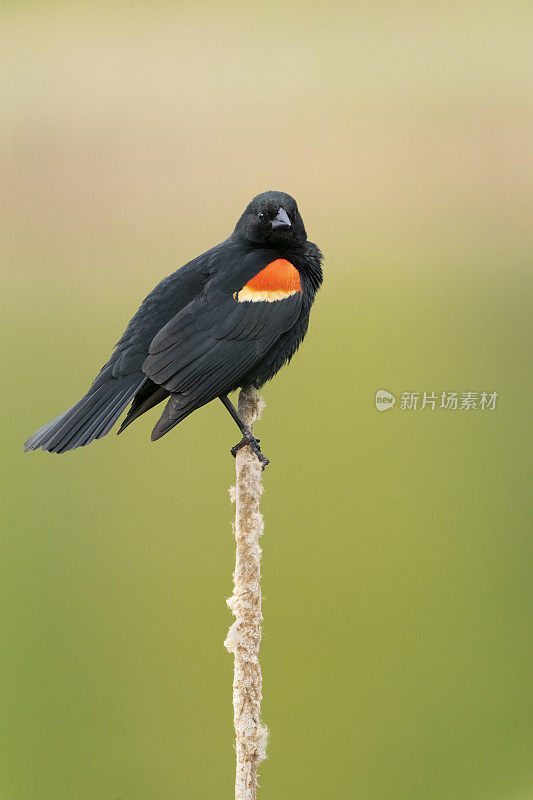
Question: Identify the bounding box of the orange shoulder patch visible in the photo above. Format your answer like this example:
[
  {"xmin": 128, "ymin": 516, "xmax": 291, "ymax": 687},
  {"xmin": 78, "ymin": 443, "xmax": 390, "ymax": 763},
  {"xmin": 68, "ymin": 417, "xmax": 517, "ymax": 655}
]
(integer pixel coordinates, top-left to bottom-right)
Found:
[{"xmin": 235, "ymin": 259, "xmax": 301, "ymax": 303}]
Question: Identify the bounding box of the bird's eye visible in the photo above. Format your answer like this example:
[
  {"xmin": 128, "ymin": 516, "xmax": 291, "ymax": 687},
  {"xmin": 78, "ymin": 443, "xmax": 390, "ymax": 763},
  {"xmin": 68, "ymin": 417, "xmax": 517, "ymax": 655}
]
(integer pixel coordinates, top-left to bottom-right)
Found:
[{"xmin": 257, "ymin": 211, "xmax": 266, "ymax": 222}]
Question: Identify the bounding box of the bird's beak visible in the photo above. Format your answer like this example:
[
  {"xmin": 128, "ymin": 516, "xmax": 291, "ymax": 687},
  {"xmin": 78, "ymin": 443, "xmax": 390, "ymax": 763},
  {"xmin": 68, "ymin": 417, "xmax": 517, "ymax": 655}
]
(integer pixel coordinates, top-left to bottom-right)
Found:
[{"xmin": 271, "ymin": 207, "xmax": 291, "ymax": 229}]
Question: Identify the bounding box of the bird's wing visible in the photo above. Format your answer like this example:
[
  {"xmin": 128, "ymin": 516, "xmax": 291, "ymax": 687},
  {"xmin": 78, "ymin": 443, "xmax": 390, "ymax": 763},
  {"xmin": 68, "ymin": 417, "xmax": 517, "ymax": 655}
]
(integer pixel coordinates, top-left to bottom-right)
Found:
[
  {"xmin": 142, "ymin": 255, "xmax": 304, "ymax": 437},
  {"xmin": 104, "ymin": 253, "xmax": 214, "ymax": 381}
]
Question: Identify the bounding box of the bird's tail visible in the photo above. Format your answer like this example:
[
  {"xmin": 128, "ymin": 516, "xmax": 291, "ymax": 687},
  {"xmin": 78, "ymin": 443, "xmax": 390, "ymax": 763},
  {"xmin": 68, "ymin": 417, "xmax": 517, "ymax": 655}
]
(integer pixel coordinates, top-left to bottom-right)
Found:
[
  {"xmin": 150, "ymin": 392, "xmax": 209, "ymax": 441},
  {"xmin": 117, "ymin": 379, "xmax": 169, "ymax": 435},
  {"xmin": 24, "ymin": 373, "xmax": 146, "ymax": 454}
]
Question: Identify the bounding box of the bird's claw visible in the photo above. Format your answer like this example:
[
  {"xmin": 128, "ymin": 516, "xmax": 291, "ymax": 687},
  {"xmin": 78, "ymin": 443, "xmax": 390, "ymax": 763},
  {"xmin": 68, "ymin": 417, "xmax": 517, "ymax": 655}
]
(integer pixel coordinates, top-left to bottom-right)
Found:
[{"xmin": 231, "ymin": 433, "xmax": 270, "ymax": 468}]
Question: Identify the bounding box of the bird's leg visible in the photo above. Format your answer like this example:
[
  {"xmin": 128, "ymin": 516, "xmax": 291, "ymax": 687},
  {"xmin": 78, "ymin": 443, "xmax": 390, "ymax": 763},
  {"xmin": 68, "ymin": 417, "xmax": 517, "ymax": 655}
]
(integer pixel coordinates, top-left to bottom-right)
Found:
[{"xmin": 219, "ymin": 395, "xmax": 270, "ymax": 468}]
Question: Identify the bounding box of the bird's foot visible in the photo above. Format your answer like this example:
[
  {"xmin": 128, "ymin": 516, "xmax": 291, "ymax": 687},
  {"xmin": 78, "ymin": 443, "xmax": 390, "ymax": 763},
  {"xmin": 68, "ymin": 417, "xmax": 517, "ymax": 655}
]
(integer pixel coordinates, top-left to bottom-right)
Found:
[{"xmin": 231, "ymin": 432, "xmax": 270, "ymax": 468}]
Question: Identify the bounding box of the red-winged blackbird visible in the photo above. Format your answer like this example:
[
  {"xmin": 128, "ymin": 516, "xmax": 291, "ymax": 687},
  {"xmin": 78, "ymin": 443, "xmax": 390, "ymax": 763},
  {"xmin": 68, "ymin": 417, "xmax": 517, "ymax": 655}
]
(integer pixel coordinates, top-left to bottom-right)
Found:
[{"xmin": 25, "ymin": 191, "xmax": 323, "ymax": 465}]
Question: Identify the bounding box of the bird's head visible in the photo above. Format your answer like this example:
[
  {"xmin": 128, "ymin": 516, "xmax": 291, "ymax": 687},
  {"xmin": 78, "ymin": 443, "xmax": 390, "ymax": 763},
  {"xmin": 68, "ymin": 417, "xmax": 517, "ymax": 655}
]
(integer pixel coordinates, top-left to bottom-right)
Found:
[{"xmin": 233, "ymin": 191, "xmax": 307, "ymax": 248}]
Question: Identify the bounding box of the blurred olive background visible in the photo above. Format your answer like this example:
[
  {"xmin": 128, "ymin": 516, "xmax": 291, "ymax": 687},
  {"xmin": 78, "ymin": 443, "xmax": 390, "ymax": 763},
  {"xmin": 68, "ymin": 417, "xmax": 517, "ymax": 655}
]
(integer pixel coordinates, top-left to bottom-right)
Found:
[{"xmin": 2, "ymin": 2, "xmax": 532, "ymax": 799}]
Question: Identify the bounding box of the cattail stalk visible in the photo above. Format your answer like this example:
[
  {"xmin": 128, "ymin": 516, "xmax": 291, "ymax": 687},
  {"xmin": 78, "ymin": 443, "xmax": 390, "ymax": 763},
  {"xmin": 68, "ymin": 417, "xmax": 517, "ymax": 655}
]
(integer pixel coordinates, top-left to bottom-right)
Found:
[{"xmin": 224, "ymin": 386, "xmax": 268, "ymax": 800}]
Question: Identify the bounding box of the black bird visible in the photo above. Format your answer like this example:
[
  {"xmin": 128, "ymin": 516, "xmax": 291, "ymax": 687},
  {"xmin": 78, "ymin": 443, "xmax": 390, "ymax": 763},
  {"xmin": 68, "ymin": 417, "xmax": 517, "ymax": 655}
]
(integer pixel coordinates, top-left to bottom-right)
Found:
[{"xmin": 25, "ymin": 191, "xmax": 323, "ymax": 465}]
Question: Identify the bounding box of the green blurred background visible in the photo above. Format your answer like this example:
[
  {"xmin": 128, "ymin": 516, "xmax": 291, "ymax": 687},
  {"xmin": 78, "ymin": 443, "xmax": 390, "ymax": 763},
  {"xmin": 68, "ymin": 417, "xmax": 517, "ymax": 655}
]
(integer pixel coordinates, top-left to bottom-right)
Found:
[{"xmin": 2, "ymin": 2, "xmax": 532, "ymax": 798}]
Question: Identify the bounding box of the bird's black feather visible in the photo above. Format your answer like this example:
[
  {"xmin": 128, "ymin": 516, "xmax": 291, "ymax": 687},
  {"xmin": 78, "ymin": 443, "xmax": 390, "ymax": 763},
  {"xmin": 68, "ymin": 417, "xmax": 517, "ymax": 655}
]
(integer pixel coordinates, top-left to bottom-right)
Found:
[{"xmin": 24, "ymin": 373, "xmax": 145, "ymax": 453}]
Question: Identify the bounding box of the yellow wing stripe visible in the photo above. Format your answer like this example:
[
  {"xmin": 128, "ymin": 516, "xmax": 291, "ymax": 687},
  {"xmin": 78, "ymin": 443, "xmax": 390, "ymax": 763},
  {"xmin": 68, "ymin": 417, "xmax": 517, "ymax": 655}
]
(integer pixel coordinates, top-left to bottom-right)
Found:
[{"xmin": 235, "ymin": 286, "xmax": 299, "ymax": 303}]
